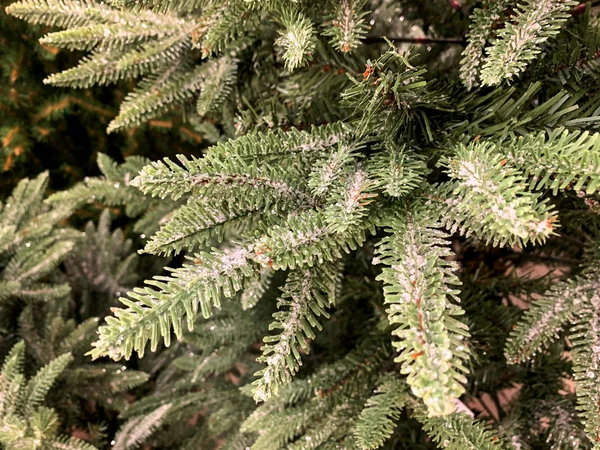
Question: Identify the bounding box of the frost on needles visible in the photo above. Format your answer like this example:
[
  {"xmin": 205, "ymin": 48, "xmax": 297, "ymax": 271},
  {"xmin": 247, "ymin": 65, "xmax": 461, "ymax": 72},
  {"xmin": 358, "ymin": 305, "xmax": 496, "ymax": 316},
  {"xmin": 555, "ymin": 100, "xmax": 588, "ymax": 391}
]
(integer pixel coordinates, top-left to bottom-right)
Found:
[
  {"xmin": 71, "ymin": 34, "xmax": 600, "ymax": 448},
  {"xmin": 5, "ymin": 0, "xmax": 600, "ymax": 449}
]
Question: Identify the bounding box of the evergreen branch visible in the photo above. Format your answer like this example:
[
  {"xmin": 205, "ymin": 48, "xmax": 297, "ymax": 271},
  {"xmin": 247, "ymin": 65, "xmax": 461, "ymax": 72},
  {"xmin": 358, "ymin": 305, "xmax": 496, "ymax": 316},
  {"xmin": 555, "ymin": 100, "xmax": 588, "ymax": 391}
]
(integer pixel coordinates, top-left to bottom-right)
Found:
[
  {"xmin": 5, "ymin": 0, "xmax": 140, "ymax": 29},
  {"xmin": 175, "ymin": 342, "xmax": 250, "ymax": 378},
  {"xmin": 112, "ymin": 404, "xmax": 172, "ymax": 450},
  {"xmin": 15, "ymin": 283, "xmax": 71, "ymax": 302},
  {"xmin": 504, "ymin": 128, "xmax": 600, "ymax": 195},
  {"xmin": 460, "ymin": 0, "xmax": 514, "ymax": 90},
  {"xmin": 109, "ymin": 0, "xmax": 210, "ymax": 12},
  {"xmin": 504, "ymin": 275, "xmax": 586, "ymax": 364},
  {"xmin": 89, "ymin": 245, "xmax": 256, "ymax": 360},
  {"xmin": 0, "ymin": 173, "xmax": 80, "ymax": 308},
  {"xmin": 0, "ymin": 226, "xmax": 18, "ymax": 255},
  {"xmin": 307, "ymin": 140, "xmax": 363, "ymax": 198},
  {"xmin": 1, "ymin": 171, "xmax": 49, "ymax": 228},
  {"xmin": 107, "ymin": 63, "xmax": 207, "ymax": 133},
  {"xmin": 415, "ymin": 407, "xmax": 509, "ymax": 450},
  {"xmin": 44, "ymin": 35, "xmax": 192, "ymax": 88},
  {"xmin": 287, "ymin": 403, "xmax": 357, "ymax": 450},
  {"xmin": 243, "ymin": 336, "xmax": 390, "ymax": 447},
  {"xmin": 570, "ymin": 286, "xmax": 600, "ymax": 444},
  {"xmin": 39, "ymin": 22, "xmax": 185, "ymax": 51},
  {"xmin": 196, "ymin": 56, "xmax": 238, "ymax": 117},
  {"xmin": 341, "ymin": 48, "xmax": 441, "ymax": 140},
  {"xmin": 65, "ymin": 365, "xmax": 150, "ymax": 393},
  {"xmin": 241, "ymin": 268, "xmax": 274, "ymax": 310},
  {"xmin": 143, "ymin": 195, "xmax": 277, "ymax": 256},
  {"xmin": 48, "ymin": 436, "xmax": 98, "ymax": 450},
  {"xmin": 96, "ymin": 152, "xmax": 146, "ymax": 183},
  {"xmin": 46, "ymin": 153, "xmax": 151, "ymax": 217},
  {"xmin": 366, "ymin": 142, "xmax": 428, "ymax": 198},
  {"xmin": 46, "ymin": 174, "xmax": 147, "ymax": 211},
  {"xmin": 438, "ymin": 141, "xmax": 557, "ymax": 247},
  {"xmin": 58, "ymin": 318, "xmax": 100, "ymax": 356},
  {"xmin": 132, "ymin": 153, "xmax": 314, "ymax": 208},
  {"xmin": 202, "ymin": 122, "xmax": 355, "ymax": 165},
  {"xmin": 24, "ymin": 352, "xmax": 73, "ymax": 415},
  {"xmin": 252, "ymin": 208, "xmax": 373, "ymax": 271},
  {"xmin": 5, "ymin": 240, "xmax": 75, "ymax": 284},
  {"xmin": 243, "ymin": 403, "xmax": 325, "ymax": 449},
  {"xmin": 6, "ymin": 0, "xmax": 184, "ymax": 28},
  {"xmin": 322, "ymin": 0, "xmax": 370, "ymax": 54},
  {"xmin": 275, "ymin": 8, "xmax": 317, "ymax": 71},
  {"xmin": 272, "ymin": 336, "xmax": 392, "ymax": 406},
  {"xmin": 323, "ymin": 165, "xmax": 377, "ymax": 234},
  {"xmin": 481, "ymin": 0, "xmax": 578, "ymax": 86},
  {"xmin": 375, "ymin": 207, "xmax": 470, "ymax": 417},
  {"xmin": 192, "ymin": 1, "xmax": 259, "ymax": 56},
  {"xmin": 364, "ymin": 36, "xmax": 466, "ymax": 45},
  {"xmin": 63, "ymin": 208, "xmax": 140, "ymax": 300},
  {"xmin": 0, "ymin": 342, "xmax": 26, "ymax": 411},
  {"xmin": 252, "ymin": 264, "xmax": 336, "ymax": 402},
  {"xmin": 181, "ymin": 302, "xmax": 263, "ymax": 352},
  {"xmin": 353, "ymin": 374, "xmax": 408, "ymax": 450}
]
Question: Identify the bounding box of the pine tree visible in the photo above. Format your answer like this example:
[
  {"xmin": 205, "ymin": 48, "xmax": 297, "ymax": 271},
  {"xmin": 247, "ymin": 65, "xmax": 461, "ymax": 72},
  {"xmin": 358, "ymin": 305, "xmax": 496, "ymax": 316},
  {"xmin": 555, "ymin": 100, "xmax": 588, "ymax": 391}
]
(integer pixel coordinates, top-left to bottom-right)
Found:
[{"xmin": 4, "ymin": 0, "xmax": 600, "ymax": 449}]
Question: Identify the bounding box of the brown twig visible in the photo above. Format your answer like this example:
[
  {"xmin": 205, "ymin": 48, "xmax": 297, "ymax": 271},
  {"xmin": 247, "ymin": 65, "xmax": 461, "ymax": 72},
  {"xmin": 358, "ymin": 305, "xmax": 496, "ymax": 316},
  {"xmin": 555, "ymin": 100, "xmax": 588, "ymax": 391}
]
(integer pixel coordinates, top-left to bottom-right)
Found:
[{"xmin": 364, "ymin": 35, "xmax": 467, "ymax": 46}]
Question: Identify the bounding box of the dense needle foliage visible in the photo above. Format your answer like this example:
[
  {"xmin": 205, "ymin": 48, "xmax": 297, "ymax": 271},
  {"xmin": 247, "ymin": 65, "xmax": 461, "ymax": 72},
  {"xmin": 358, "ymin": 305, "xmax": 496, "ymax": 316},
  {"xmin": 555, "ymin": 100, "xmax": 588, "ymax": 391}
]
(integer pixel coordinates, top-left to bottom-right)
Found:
[{"xmin": 3, "ymin": 0, "xmax": 600, "ymax": 449}]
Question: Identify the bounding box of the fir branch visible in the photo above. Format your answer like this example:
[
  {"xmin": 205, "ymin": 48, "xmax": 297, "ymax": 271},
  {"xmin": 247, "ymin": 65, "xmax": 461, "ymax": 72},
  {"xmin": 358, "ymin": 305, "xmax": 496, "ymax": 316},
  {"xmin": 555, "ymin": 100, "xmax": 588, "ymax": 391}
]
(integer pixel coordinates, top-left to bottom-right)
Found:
[
  {"xmin": 481, "ymin": 0, "xmax": 578, "ymax": 86},
  {"xmin": 323, "ymin": 165, "xmax": 377, "ymax": 234},
  {"xmin": 505, "ymin": 128, "xmax": 600, "ymax": 195},
  {"xmin": 504, "ymin": 285, "xmax": 573, "ymax": 364},
  {"xmin": 0, "ymin": 342, "xmax": 26, "ymax": 404},
  {"xmin": 415, "ymin": 407, "xmax": 509, "ymax": 450},
  {"xmin": 202, "ymin": 122, "xmax": 355, "ymax": 166},
  {"xmin": 109, "ymin": 0, "xmax": 210, "ymax": 12},
  {"xmin": 1, "ymin": 171, "xmax": 50, "ymax": 228},
  {"xmin": 438, "ymin": 141, "xmax": 557, "ymax": 247},
  {"xmin": 322, "ymin": 0, "xmax": 370, "ymax": 54},
  {"xmin": 505, "ymin": 266, "xmax": 600, "ymax": 364},
  {"xmin": 5, "ymin": 0, "xmax": 144, "ymax": 29},
  {"xmin": 241, "ymin": 268, "xmax": 274, "ymax": 310},
  {"xmin": 307, "ymin": 140, "xmax": 362, "ymax": 198},
  {"xmin": 0, "ymin": 343, "xmax": 91, "ymax": 450},
  {"xmin": 107, "ymin": 63, "xmax": 208, "ymax": 133},
  {"xmin": 243, "ymin": 403, "xmax": 325, "ymax": 449},
  {"xmin": 570, "ymin": 287, "xmax": 600, "ymax": 444},
  {"xmin": 191, "ymin": 1, "xmax": 259, "ymax": 56},
  {"xmin": 460, "ymin": 0, "xmax": 514, "ymax": 90},
  {"xmin": 275, "ymin": 8, "xmax": 317, "ymax": 71},
  {"xmin": 23, "ymin": 353, "xmax": 73, "ymax": 415},
  {"xmin": 44, "ymin": 34, "xmax": 192, "ymax": 88},
  {"xmin": 252, "ymin": 265, "xmax": 336, "ymax": 402},
  {"xmin": 39, "ymin": 21, "xmax": 187, "ymax": 51},
  {"xmin": 375, "ymin": 207, "xmax": 470, "ymax": 417},
  {"xmin": 341, "ymin": 48, "xmax": 442, "ymax": 140},
  {"xmin": 353, "ymin": 374, "xmax": 408, "ymax": 450},
  {"xmin": 366, "ymin": 142, "xmax": 428, "ymax": 198},
  {"xmin": 6, "ymin": 240, "xmax": 75, "ymax": 284},
  {"xmin": 48, "ymin": 436, "xmax": 98, "ymax": 450},
  {"xmin": 142, "ymin": 196, "xmax": 264, "ymax": 256},
  {"xmin": 251, "ymin": 208, "xmax": 373, "ymax": 271},
  {"xmin": 46, "ymin": 153, "xmax": 152, "ymax": 218},
  {"xmin": 131, "ymin": 149, "xmax": 315, "ymax": 207},
  {"xmin": 364, "ymin": 36, "xmax": 466, "ymax": 46},
  {"xmin": 287, "ymin": 403, "xmax": 357, "ymax": 450},
  {"xmin": 196, "ymin": 56, "xmax": 238, "ymax": 117},
  {"xmin": 113, "ymin": 403, "xmax": 172, "ymax": 450},
  {"xmin": 89, "ymin": 245, "xmax": 257, "ymax": 360}
]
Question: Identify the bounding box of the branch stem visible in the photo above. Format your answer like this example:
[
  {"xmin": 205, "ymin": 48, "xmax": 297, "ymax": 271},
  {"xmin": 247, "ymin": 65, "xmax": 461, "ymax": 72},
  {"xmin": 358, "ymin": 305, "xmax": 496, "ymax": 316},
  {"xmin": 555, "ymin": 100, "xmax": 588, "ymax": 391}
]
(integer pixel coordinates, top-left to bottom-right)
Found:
[{"xmin": 364, "ymin": 35, "xmax": 467, "ymax": 46}]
